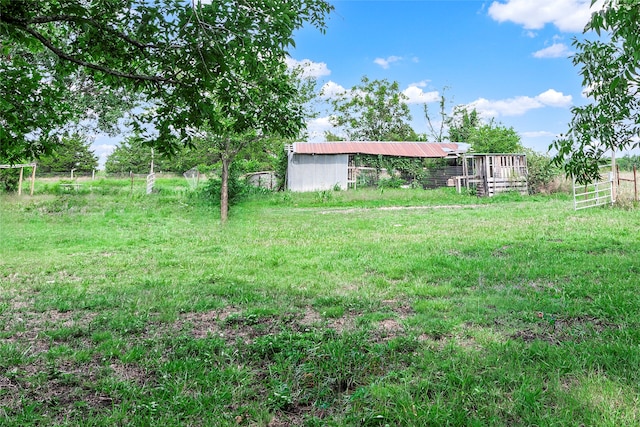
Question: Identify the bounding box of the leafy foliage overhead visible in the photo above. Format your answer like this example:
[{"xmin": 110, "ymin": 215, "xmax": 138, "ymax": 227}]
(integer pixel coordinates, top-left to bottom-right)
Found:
[
  {"xmin": 551, "ymin": 0, "xmax": 640, "ymax": 183},
  {"xmin": 0, "ymin": 0, "xmax": 333, "ymax": 162}
]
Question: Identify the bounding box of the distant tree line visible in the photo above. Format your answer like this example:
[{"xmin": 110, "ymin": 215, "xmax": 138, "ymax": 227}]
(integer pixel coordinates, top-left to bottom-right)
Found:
[
  {"xmin": 615, "ymin": 155, "xmax": 640, "ymax": 171},
  {"xmin": 104, "ymin": 133, "xmax": 285, "ymax": 176}
]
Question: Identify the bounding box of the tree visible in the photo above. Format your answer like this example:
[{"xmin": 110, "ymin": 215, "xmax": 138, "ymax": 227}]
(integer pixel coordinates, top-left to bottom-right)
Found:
[
  {"xmin": 447, "ymin": 106, "xmax": 480, "ymax": 143},
  {"xmin": 327, "ymin": 76, "xmax": 417, "ymax": 141},
  {"xmin": 324, "ymin": 131, "xmax": 345, "ymax": 141},
  {"xmin": 423, "ymin": 87, "xmax": 452, "ymax": 142},
  {"xmin": 468, "ymin": 120, "xmax": 523, "ymax": 153},
  {"xmin": 1, "ymin": 16, "xmax": 137, "ymax": 162},
  {"xmin": 2, "ymin": 0, "xmax": 333, "ymax": 221},
  {"xmin": 105, "ymin": 133, "xmax": 223, "ymax": 175},
  {"xmin": 106, "ymin": 135, "xmax": 163, "ymax": 175},
  {"xmin": 551, "ymin": 0, "xmax": 640, "ymax": 183},
  {"xmin": 37, "ymin": 133, "xmax": 98, "ymax": 174}
]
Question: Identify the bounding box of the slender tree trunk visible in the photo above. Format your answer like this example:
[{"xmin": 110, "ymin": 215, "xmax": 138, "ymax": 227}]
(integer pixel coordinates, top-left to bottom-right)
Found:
[{"xmin": 220, "ymin": 155, "xmax": 230, "ymax": 223}]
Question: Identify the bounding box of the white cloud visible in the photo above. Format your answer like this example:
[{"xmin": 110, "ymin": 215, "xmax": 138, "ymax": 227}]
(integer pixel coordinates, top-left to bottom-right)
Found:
[
  {"xmin": 470, "ymin": 96, "xmax": 543, "ymax": 117},
  {"xmin": 536, "ymin": 89, "xmax": 572, "ymax": 107},
  {"xmin": 306, "ymin": 116, "xmax": 335, "ymax": 141},
  {"xmin": 92, "ymin": 143, "xmax": 117, "ymax": 156},
  {"xmin": 319, "ymin": 81, "xmax": 348, "ymax": 98},
  {"xmin": 533, "ymin": 43, "xmax": 573, "ymax": 58},
  {"xmin": 408, "ymin": 80, "xmax": 430, "ymax": 88},
  {"xmin": 488, "ymin": 0, "xmax": 605, "ymax": 33},
  {"xmin": 374, "ymin": 55, "xmax": 402, "ymax": 69},
  {"xmin": 285, "ymin": 57, "xmax": 331, "ymax": 78},
  {"xmin": 521, "ymin": 131, "xmax": 557, "ymax": 138},
  {"xmin": 468, "ymin": 89, "xmax": 572, "ymax": 117},
  {"xmin": 91, "ymin": 141, "xmax": 118, "ymax": 169},
  {"xmin": 402, "ymin": 86, "xmax": 440, "ymax": 105}
]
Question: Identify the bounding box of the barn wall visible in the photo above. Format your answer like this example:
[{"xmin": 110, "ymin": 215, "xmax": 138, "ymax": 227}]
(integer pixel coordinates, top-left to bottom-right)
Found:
[{"xmin": 287, "ymin": 154, "xmax": 349, "ymax": 192}]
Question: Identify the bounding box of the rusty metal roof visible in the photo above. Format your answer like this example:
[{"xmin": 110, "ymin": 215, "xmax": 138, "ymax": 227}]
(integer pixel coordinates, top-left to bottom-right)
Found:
[{"xmin": 292, "ymin": 142, "xmax": 464, "ymax": 158}]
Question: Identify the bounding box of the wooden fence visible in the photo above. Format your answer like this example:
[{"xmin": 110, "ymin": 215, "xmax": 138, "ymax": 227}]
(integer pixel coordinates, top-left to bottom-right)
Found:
[
  {"xmin": 617, "ymin": 165, "xmax": 638, "ymax": 202},
  {"xmin": 473, "ymin": 154, "xmax": 528, "ymax": 197}
]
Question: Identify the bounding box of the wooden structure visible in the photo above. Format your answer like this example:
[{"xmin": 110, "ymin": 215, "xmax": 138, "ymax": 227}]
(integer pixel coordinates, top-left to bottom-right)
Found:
[
  {"xmin": 0, "ymin": 163, "xmax": 37, "ymax": 195},
  {"xmin": 475, "ymin": 154, "xmax": 528, "ymax": 196},
  {"xmin": 617, "ymin": 164, "xmax": 639, "ymax": 202},
  {"xmin": 455, "ymin": 154, "xmax": 528, "ymax": 197}
]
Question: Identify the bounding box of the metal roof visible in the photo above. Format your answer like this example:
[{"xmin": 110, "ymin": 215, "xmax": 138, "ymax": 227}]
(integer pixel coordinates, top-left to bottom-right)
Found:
[{"xmin": 292, "ymin": 142, "xmax": 465, "ymax": 158}]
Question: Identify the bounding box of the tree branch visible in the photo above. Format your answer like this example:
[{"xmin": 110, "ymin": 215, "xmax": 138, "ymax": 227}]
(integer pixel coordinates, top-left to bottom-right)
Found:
[
  {"xmin": 26, "ymin": 14, "xmax": 169, "ymax": 51},
  {"xmin": 17, "ymin": 24, "xmax": 177, "ymax": 85}
]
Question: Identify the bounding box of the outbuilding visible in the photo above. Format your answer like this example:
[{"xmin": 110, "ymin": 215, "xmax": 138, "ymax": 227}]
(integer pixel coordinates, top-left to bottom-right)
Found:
[{"xmin": 286, "ymin": 141, "xmax": 469, "ymax": 192}]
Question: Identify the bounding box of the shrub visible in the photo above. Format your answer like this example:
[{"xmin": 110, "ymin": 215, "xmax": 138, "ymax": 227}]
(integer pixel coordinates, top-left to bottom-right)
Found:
[
  {"xmin": 275, "ymin": 148, "xmax": 288, "ymax": 191},
  {"xmin": 198, "ymin": 162, "xmax": 246, "ymax": 205},
  {"xmin": 377, "ymin": 176, "xmax": 404, "ymax": 189},
  {"xmin": 526, "ymin": 150, "xmax": 564, "ymax": 194},
  {"xmin": 0, "ymin": 169, "xmax": 20, "ymax": 193}
]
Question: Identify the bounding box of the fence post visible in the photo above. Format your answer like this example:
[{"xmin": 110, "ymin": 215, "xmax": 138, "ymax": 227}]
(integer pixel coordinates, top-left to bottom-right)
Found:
[
  {"xmin": 18, "ymin": 167, "xmax": 24, "ymax": 196},
  {"xmin": 30, "ymin": 164, "xmax": 36, "ymax": 196},
  {"xmin": 634, "ymin": 165, "xmax": 638, "ymax": 202}
]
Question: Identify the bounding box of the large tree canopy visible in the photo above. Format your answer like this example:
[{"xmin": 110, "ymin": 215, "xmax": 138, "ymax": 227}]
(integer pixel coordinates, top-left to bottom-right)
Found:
[
  {"xmin": 1, "ymin": 0, "xmax": 333, "ymax": 163},
  {"xmin": 326, "ymin": 76, "xmax": 417, "ymax": 141},
  {"xmin": 467, "ymin": 120, "xmax": 523, "ymax": 154},
  {"xmin": 551, "ymin": 0, "xmax": 640, "ymax": 183}
]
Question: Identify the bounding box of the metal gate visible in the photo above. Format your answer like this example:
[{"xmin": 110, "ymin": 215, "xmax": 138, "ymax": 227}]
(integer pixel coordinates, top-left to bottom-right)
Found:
[{"xmin": 573, "ymin": 164, "xmax": 614, "ymax": 210}]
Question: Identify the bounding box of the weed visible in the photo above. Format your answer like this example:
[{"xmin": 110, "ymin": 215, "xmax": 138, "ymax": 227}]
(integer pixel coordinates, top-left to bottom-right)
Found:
[{"xmin": 315, "ymin": 189, "xmax": 333, "ymax": 203}]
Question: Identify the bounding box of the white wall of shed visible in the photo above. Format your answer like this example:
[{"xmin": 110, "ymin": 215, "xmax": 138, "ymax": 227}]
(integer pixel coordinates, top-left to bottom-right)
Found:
[{"xmin": 287, "ymin": 154, "xmax": 349, "ymax": 192}]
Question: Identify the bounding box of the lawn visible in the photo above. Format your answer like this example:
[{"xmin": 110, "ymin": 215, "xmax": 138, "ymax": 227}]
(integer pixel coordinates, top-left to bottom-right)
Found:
[{"xmin": 1, "ymin": 179, "xmax": 639, "ymax": 426}]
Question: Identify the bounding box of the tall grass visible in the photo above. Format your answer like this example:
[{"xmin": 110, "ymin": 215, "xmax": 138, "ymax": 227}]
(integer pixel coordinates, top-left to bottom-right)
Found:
[{"xmin": 1, "ymin": 179, "xmax": 638, "ymax": 426}]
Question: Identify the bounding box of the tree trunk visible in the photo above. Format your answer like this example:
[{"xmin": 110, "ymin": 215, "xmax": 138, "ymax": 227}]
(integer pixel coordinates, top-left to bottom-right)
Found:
[{"xmin": 220, "ymin": 156, "xmax": 230, "ymax": 223}]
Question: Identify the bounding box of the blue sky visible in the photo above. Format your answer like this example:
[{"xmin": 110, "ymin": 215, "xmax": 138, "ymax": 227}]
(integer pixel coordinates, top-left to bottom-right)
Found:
[
  {"xmin": 94, "ymin": 0, "xmax": 604, "ymax": 166},
  {"xmin": 286, "ymin": 0, "xmax": 604, "ymax": 153}
]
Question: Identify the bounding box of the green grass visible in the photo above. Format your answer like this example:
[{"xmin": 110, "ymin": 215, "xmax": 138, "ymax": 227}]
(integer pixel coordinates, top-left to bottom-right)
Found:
[{"xmin": 1, "ymin": 178, "xmax": 639, "ymax": 425}]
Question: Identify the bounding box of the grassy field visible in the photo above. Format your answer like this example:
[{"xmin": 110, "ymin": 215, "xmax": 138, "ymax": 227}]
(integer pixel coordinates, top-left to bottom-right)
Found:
[{"xmin": 1, "ymin": 178, "xmax": 639, "ymax": 426}]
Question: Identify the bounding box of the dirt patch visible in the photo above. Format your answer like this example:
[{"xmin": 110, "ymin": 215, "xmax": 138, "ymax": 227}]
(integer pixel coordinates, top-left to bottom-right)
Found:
[
  {"xmin": 267, "ymin": 404, "xmax": 328, "ymax": 427},
  {"xmin": 108, "ymin": 360, "xmax": 152, "ymax": 387},
  {"xmin": 2, "ymin": 309, "xmax": 97, "ymax": 357},
  {"xmin": 179, "ymin": 308, "xmax": 300, "ymax": 343},
  {"xmin": 374, "ymin": 318, "xmax": 404, "ymax": 342},
  {"xmin": 381, "ymin": 299, "xmax": 414, "ymax": 317},
  {"xmin": 182, "ymin": 309, "xmax": 231, "ymax": 339},
  {"xmin": 0, "ymin": 357, "xmax": 117, "ymax": 422},
  {"xmin": 325, "ymin": 316, "xmax": 356, "ymax": 334},
  {"xmin": 298, "ymin": 307, "xmax": 323, "ymax": 328},
  {"xmin": 379, "ymin": 318, "xmax": 403, "ymax": 332},
  {"xmin": 319, "ymin": 204, "xmax": 484, "ymax": 215},
  {"xmin": 511, "ymin": 315, "xmax": 616, "ymax": 345}
]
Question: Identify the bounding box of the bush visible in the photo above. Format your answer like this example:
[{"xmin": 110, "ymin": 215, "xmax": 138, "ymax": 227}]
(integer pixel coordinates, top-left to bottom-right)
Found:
[
  {"xmin": 275, "ymin": 148, "xmax": 288, "ymax": 191},
  {"xmin": 377, "ymin": 176, "xmax": 404, "ymax": 189},
  {"xmin": 0, "ymin": 169, "xmax": 20, "ymax": 193},
  {"xmin": 526, "ymin": 150, "xmax": 564, "ymax": 194},
  {"xmin": 198, "ymin": 162, "xmax": 246, "ymax": 205}
]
